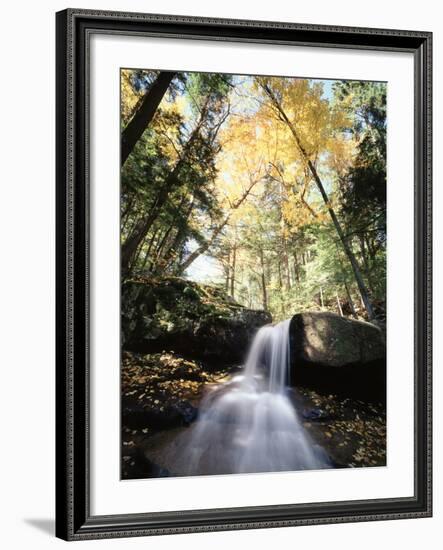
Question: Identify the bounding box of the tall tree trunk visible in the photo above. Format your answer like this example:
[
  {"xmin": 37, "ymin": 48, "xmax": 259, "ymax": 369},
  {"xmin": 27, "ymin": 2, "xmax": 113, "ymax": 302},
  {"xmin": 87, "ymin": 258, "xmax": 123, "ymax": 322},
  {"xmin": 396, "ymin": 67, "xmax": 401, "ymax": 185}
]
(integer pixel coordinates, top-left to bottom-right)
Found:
[
  {"xmin": 121, "ymin": 195, "xmax": 135, "ymax": 229},
  {"xmin": 178, "ymin": 215, "xmax": 230, "ymax": 274},
  {"xmin": 259, "ymin": 248, "xmax": 268, "ymax": 311},
  {"xmin": 277, "ymin": 260, "xmax": 286, "ymax": 316},
  {"xmin": 306, "ymin": 161, "xmax": 375, "ymax": 318},
  {"xmin": 225, "ymin": 249, "xmax": 231, "ymax": 292},
  {"xmin": 336, "ymin": 292, "xmax": 344, "ymax": 316},
  {"xmin": 129, "ymin": 238, "xmax": 145, "ymax": 273},
  {"xmin": 162, "ymin": 198, "xmax": 196, "ymax": 271},
  {"xmin": 262, "ymin": 83, "xmax": 376, "ymax": 320},
  {"xmin": 121, "ymin": 177, "xmax": 176, "ymax": 274},
  {"xmin": 319, "ymin": 287, "xmax": 324, "ymax": 309},
  {"xmin": 121, "ymin": 211, "xmax": 134, "ymax": 237},
  {"xmin": 365, "ymin": 234, "xmax": 378, "ymax": 264},
  {"xmin": 178, "ymin": 176, "xmax": 260, "ymax": 273},
  {"xmin": 277, "ymin": 261, "xmax": 283, "ymax": 291},
  {"xmin": 151, "ymin": 194, "xmax": 189, "ymax": 271},
  {"xmin": 293, "ymin": 251, "xmax": 300, "ymax": 284},
  {"xmin": 344, "ymin": 280, "xmax": 358, "ymax": 319},
  {"xmin": 121, "ymin": 101, "xmax": 210, "ymax": 275},
  {"xmin": 140, "ymin": 227, "xmax": 160, "ymax": 272},
  {"xmin": 230, "ymin": 242, "xmax": 237, "ymax": 298},
  {"xmin": 122, "ymin": 93, "xmax": 219, "ymax": 276},
  {"xmin": 123, "ymin": 213, "xmax": 144, "ymax": 245},
  {"xmin": 359, "ymin": 235, "xmax": 375, "ymax": 293},
  {"xmin": 151, "ymin": 224, "xmax": 175, "ymax": 269},
  {"xmin": 283, "ymin": 237, "xmax": 291, "ymax": 290},
  {"xmin": 247, "ymin": 280, "xmax": 252, "ymax": 308},
  {"xmin": 335, "ymin": 242, "xmax": 358, "ymax": 319},
  {"xmin": 121, "ymin": 71, "xmax": 175, "ymax": 166}
]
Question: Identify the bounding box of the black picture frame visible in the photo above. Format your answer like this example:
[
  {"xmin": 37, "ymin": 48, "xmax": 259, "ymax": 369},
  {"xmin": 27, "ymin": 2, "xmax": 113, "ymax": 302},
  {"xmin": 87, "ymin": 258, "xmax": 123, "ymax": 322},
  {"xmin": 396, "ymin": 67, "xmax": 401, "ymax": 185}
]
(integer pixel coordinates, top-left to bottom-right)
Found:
[{"xmin": 55, "ymin": 8, "xmax": 432, "ymax": 541}]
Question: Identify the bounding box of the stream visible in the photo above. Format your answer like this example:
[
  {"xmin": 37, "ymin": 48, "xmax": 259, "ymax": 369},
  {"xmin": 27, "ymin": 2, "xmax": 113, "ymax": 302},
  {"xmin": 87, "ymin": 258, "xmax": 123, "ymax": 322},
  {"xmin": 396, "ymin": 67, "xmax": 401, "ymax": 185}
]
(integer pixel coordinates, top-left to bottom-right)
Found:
[{"xmin": 137, "ymin": 319, "xmax": 331, "ymax": 476}]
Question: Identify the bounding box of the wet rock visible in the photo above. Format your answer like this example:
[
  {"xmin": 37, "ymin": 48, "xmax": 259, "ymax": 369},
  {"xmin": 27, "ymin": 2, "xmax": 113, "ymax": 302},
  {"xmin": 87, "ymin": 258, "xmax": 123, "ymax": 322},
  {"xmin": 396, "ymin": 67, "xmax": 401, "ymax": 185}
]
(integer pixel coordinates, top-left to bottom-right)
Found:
[
  {"xmin": 302, "ymin": 408, "xmax": 331, "ymax": 422},
  {"xmin": 173, "ymin": 400, "xmax": 198, "ymax": 424},
  {"xmin": 122, "ymin": 397, "xmax": 198, "ymax": 430},
  {"xmin": 122, "ymin": 446, "xmax": 171, "ymax": 479}
]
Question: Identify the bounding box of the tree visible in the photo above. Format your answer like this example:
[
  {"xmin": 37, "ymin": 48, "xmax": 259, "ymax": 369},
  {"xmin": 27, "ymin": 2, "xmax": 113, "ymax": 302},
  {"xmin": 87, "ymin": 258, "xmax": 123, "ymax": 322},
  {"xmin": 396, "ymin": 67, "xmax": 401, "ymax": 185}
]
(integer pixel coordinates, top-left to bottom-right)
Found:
[
  {"xmin": 120, "ymin": 71, "xmax": 386, "ymax": 323},
  {"xmin": 334, "ymin": 81, "xmax": 387, "ymax": 309},
  {"xmin": 121, "ymin": 71, "xmax": 176, "ymax": 166},
  {"xmin": 121, "ymin": 72, "xmax": 232, "ymax": 276},
  {"xmin": 256, "ymin": 77, "xmax": 376, "ymax": 320}
]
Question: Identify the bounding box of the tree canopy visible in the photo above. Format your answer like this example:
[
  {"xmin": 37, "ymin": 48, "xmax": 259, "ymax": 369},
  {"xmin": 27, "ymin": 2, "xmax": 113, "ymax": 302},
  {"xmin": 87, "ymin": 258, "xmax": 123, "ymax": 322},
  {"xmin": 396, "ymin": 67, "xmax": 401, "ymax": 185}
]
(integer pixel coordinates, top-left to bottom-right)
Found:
[{"xmin": 120, "ymin": 70, "xmax": 387, "ymax": 323}]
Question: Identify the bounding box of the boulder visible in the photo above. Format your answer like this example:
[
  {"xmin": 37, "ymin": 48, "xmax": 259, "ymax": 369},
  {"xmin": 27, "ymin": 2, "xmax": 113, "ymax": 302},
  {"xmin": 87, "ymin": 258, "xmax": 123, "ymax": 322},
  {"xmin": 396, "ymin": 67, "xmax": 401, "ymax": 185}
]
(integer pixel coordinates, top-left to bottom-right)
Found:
[
  {"xmin": 121, "ymin": 277, "xmax": 272, "ymax": 364},
  {"xmin": 122, "ymin": 397, "xmax": 198, "ymax": 430},
  {"xmin": 290, "ymin": 311, "xmax": 385, "ymax": 367},
  {"xmin": 290, "ymin": 312, "xmax": 386, "ymax": 402},
  {"xmin": 122, "ymin": 446, "xmax": 171, "ymax": 479}
]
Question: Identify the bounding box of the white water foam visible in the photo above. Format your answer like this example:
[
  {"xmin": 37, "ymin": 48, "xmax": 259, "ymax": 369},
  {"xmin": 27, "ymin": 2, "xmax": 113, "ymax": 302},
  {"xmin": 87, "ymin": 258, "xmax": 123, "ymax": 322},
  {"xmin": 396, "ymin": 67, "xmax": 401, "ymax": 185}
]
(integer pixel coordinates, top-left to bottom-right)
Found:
[{"xmin": 179, "ymin": 319, "xmax": 331, "ymax": 475}]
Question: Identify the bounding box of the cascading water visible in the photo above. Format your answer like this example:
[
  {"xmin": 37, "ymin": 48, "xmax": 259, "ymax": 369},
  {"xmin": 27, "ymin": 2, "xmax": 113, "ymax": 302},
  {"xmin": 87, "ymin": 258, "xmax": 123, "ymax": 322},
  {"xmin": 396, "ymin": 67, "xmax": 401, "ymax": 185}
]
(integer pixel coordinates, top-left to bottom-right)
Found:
[{"xmin": 178, "ymin": 319, "xmax": 331, "ymax": 476}]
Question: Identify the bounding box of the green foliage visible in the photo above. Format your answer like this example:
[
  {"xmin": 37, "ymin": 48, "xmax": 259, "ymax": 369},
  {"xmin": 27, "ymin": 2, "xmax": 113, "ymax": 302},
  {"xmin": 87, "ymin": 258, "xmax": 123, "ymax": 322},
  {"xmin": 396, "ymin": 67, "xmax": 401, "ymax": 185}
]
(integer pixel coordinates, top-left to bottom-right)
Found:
[
  {"xmin": 120, "ymin": 70, "xmax": 387, "ymax": 322},
  {"xmin": 334, "ymin": 81, "xmax": 386, "ymax": 222},
  {"xmin": 121, "ymin": 70, "xmax": 231, "ymax": 276}
]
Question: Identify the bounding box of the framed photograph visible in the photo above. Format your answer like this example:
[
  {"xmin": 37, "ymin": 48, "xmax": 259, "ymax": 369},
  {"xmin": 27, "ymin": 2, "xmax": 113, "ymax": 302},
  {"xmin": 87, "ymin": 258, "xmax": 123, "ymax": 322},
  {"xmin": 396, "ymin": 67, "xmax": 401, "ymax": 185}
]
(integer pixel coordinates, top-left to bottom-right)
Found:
[{"xmin": 55, "ymin": 8, "xmax": 432, "ymax": 541}]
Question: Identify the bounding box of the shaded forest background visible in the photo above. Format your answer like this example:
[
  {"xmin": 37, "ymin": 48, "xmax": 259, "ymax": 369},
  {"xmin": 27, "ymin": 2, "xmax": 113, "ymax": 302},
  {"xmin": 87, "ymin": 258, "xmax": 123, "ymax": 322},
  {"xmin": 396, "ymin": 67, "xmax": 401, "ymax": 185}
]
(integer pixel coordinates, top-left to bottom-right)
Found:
[{"xmin": 120, "ymin": 69, "xmax": 386, "ymax": 323}]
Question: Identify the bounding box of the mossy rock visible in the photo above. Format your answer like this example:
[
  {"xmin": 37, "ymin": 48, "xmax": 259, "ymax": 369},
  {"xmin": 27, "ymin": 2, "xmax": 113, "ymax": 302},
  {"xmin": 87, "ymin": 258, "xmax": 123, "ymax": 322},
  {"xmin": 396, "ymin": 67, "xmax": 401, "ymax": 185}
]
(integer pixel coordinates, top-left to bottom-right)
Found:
[{"xmin": 122, "ymin": 277, "xmax": 272, "ymax": 364}]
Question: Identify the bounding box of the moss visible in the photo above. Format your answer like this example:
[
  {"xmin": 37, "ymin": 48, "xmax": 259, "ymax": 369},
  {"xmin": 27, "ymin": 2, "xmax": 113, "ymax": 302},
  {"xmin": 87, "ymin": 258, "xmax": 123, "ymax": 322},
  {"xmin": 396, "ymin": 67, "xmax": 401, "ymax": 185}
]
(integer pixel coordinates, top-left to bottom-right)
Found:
[
  {"xmin": 124, "ymin": 276, "xmax": 246, "ymax": 332},
  {"xmin": 122, "ymin": 276, "xmax": 272, "ymax": 361}
]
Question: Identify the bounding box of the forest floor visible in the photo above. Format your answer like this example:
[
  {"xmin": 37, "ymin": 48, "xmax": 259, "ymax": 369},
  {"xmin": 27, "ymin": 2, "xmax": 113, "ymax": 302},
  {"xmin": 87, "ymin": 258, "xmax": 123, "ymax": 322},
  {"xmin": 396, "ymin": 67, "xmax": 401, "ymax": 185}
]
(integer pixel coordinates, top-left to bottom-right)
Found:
[
  {"xmin": 121, "ymin": 351, "xmax": 386, "ymax": 479},
  {"xmin": 294, "ymin": 388, "xmax": 386, "ymax": 469}
]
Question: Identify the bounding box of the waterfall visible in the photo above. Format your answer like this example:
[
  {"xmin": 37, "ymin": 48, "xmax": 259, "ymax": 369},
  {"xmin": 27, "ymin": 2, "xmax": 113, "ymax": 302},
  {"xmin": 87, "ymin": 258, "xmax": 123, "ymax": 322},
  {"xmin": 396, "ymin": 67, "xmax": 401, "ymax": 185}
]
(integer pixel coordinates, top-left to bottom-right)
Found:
[
  {"xmin": 243, "ymin": 319, "xmax": 291, "ymax": 393},
  {"xmin": 179, "ymin": 319, "xmax": 331, "ymax": 476}
]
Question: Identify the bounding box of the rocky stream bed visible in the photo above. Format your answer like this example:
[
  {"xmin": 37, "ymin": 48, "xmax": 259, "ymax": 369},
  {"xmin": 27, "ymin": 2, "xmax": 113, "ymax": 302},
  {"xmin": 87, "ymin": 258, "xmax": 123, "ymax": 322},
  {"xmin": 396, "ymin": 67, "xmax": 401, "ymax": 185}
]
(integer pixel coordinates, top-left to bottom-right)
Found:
[
  {"xmin": 121, "ymin": 350, "xmax": 386, "ymax": 479},
  {"xmin": 121, "ymin": 277, "xmax": 386, "ymax": 479}
]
